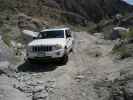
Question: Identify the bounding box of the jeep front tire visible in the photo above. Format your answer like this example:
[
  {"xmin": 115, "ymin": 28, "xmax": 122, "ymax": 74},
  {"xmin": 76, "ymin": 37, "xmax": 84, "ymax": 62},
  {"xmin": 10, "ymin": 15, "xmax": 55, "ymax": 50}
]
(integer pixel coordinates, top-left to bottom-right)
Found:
[{"xmin": 60, "ymin": 53, "xmax": 68, "ymax": 64}]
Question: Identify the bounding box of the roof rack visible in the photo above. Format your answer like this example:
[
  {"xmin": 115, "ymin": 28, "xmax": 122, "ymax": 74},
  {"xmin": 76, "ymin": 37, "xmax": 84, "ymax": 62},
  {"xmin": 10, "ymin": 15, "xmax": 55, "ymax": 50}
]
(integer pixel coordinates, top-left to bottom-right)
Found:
[{"xmin": 41, "ymin": 26, "xmax": 70, "ymax": 32}]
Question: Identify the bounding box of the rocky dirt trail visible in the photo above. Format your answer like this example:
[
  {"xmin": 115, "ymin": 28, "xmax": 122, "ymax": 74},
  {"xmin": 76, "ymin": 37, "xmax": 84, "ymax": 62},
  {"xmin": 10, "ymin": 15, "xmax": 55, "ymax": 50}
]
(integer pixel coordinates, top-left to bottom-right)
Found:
[
  {"xmin": 15, "ymin": 32, "xmax": 99, "ymax": 100},
  {"xmin": 1, "ymin": 31, "xmax": 133, "ymax": 100},
  {"xmin": 14, "ymin": 31, "xmax": 114, "ymax": 100}
]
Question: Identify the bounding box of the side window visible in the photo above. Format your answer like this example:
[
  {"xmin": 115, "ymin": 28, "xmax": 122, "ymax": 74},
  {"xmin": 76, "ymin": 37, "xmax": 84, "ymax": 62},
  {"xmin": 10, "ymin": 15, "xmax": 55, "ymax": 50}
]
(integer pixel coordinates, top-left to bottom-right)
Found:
[{"xmin": 66, "ymin": 30, "xmax": 72, "ymax": 38}]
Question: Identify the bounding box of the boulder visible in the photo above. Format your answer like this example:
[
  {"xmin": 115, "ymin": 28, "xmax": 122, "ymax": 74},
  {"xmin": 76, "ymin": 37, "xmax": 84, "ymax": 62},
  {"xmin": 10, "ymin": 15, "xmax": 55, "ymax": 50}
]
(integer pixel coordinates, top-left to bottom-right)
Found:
[
  {"xmin": 0, "ymin": 35, "xmax": 14, "ymax": 62},
  {"xmin": 22, "ymin": 30, "xmax": 39, "ymax": 38},
  {"xmin": 17, "ymin": 13, "xmax": 48, "ymax": 31},
  {"xmin": 22, "ymin": 30, "xmax": 39, "ymax": 44},
  {"xmin": 0, "ymin": 61, "xmax": 10, "ymax": 73}
]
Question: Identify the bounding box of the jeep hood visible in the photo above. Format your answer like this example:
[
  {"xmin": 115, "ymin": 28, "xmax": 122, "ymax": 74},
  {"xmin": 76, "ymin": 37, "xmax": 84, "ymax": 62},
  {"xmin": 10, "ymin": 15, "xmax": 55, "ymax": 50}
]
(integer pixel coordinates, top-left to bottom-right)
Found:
[{"xmin": 28, "ymin": 38, "xmax": 66, "ymax": 46}]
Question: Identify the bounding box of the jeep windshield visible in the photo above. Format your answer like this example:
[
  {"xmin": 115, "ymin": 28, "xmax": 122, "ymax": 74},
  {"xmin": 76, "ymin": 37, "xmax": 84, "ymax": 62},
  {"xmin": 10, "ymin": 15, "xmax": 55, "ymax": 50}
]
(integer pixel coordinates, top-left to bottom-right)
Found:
[{"xmin": 38, "ymin": 30, "xmax": 64, "ymax": 39}]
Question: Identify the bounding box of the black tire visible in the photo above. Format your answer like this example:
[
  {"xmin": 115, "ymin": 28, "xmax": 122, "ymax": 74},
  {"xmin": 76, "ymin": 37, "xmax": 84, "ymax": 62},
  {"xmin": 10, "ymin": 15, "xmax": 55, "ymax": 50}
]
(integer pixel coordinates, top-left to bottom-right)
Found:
[
  {"xmin": 26, "ymin": 58, "xmax": 35, "ymax": 64},
  {"xmin": 60, "ymin": 54, "xmax": 68, "ymax": 65}
]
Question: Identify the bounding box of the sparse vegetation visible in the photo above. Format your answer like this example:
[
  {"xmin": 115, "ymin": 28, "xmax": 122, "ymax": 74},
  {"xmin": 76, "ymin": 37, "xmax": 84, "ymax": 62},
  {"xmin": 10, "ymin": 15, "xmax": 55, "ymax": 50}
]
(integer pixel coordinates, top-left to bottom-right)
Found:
[
  {"xmin": 122, "ymin": 28, "xmax": 133, "ymax": 39},
  {"xmin": 1, "ymin": 26, "xmax": 12, "ymax": 46},
  {"xmin": 2, "ymin": 33, "xmax": 12, "ymax": 46},
  {"xmin": 112, "ymin": 28, "xmax": 133, "ymax": 59},
  {"xmin": 113, "ymin": 44, "xmax": 132, "ymax": 59}
]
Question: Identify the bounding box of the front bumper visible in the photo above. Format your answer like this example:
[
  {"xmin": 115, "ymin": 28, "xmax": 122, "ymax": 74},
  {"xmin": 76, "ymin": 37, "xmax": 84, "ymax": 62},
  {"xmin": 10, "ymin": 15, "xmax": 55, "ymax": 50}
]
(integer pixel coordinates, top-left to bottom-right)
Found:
[{"xmin": 27, "ymin": 49, "xmax": 65, "ymax": 60}]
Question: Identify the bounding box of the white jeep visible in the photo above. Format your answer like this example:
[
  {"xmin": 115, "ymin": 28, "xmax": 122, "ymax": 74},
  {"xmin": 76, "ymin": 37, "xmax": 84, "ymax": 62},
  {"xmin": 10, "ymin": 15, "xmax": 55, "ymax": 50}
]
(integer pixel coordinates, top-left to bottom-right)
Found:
[{"xmin": 26, "ymin": 28, "xmax": 74, "ymax": 64}]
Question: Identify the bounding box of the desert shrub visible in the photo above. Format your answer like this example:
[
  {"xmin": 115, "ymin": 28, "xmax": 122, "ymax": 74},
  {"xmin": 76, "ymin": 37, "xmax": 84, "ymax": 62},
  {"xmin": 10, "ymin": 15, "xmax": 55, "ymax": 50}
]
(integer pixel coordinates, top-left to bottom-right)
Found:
[
  {"xmin": 0, "ymin": 26, "xmax": 13, "ymax": 46},
  {"xmin": 121, "ymin": 28, "xmax": 133, "ymax": 39},
  {"xmin": 2, "ymin": 32, "xmax": 12, "ymax": 46},
  {"xmin": 112, "ymin": 44, "xmax": 132, "ymax": 59},
  {"xmin": 112, "ymin": 28, "xmax": 133, "ymax": 59}
]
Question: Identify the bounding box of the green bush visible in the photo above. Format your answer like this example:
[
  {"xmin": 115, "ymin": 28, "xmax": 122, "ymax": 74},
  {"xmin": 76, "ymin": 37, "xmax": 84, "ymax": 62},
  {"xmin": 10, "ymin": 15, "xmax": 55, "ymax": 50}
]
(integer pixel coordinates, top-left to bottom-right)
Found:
[{"xmin": 122, "ymin": 28, "xmax": 133, "ymax": 39}]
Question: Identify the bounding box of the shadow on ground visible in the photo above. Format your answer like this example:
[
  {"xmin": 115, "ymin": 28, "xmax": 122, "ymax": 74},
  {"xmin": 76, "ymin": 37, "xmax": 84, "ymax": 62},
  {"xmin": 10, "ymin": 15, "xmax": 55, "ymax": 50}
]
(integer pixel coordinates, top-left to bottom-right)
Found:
[{"xmin": 17, "ymin": 61, "xmax": 65, "ymax": 73}]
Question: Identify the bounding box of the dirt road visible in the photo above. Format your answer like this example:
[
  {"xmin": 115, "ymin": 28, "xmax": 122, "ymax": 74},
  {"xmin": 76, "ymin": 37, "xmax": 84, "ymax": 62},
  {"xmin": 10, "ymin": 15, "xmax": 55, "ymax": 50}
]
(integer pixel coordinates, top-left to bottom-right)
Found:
[{"xmin": 1, "ymin": 31, "xmax": 132, "ymax": 100}]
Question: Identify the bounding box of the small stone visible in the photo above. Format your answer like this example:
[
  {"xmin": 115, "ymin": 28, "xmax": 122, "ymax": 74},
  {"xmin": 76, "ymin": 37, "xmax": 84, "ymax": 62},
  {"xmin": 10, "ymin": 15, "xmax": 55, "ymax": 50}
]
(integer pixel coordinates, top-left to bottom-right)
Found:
[
  {"xmin": 46, "ymin": 79, "xmax": 56, "ymax": 88},
  {"xmin": 93, "ymin": 33, "xmax": 104, "ymax": 39},
  {"xmin": 36, "ymin": 81, "xmax": 44, "ymax": 85},
  {"xmin": 75, "ymin": 75, "xmax": 85, "ymax": 80},
  {"xmin": 33, "ymin": 90, "xmax": 48, "ymax": 100},
  {"xmin": 33, "ymin": 85, "xmax": 45, "ymax": 93}
]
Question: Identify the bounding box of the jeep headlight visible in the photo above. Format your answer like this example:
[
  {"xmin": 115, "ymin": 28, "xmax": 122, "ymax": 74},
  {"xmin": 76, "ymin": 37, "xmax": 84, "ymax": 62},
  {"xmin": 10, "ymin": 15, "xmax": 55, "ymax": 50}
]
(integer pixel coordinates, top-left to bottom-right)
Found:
[{"xmin": 52, "ymin": 45, "xmax": 62, "ymax": 50}]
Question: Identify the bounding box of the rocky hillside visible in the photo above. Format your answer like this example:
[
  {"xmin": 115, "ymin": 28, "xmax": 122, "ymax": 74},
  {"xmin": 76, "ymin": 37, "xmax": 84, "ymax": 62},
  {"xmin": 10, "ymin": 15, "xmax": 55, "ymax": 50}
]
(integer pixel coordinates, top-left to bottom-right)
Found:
[
  {"xmin": 53, "ymin": 0, "xmax": 133, "ymax": 22},
  {"xmin": 0, "ymin": 0, "xmax": 133, "ymax": 25}
]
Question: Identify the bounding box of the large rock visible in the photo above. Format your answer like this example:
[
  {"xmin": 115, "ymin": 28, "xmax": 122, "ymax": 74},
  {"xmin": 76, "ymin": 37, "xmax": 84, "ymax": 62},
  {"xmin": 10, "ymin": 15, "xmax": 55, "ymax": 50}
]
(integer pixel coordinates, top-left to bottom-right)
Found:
[
  {"xmin": 0, "ymin": 36, "xmax": 14, "ymax": 62},
  {"xmin": 0, "ymin": 61, "xmax": 10, "ymax": 74},
  {"xmin": 17, "ymin": 14, "xmax": 48, "ymax": 31},
  {"xmin": 21, "ymin": 30, "xmax": 39, "ymax": 44}
]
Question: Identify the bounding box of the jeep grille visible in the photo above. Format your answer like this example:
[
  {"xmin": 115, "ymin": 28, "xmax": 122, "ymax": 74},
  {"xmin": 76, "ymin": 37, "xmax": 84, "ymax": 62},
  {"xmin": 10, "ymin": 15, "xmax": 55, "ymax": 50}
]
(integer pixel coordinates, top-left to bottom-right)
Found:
[{"xmin": 32, "ymin": 46, "xmax": 52, "ymax": 52}]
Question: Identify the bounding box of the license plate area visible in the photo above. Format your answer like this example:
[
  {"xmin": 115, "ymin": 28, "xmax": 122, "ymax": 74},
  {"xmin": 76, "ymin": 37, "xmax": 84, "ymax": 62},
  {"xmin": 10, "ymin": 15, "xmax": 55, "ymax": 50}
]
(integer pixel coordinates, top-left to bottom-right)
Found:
[{"xmin": 38, "ymin": 52, "xmax": 46, "ymax": 57}]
